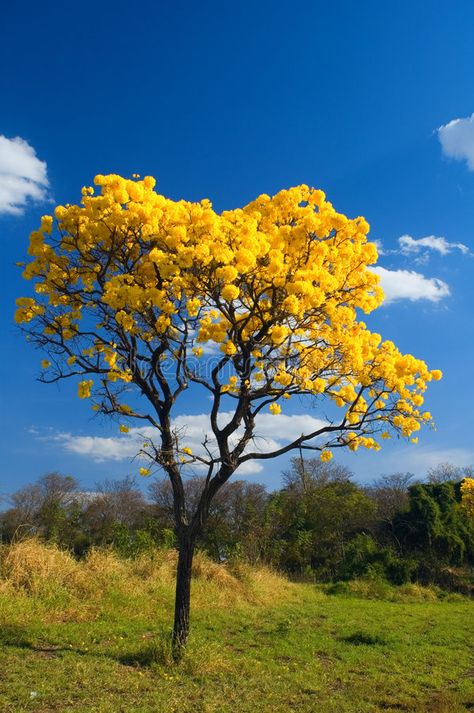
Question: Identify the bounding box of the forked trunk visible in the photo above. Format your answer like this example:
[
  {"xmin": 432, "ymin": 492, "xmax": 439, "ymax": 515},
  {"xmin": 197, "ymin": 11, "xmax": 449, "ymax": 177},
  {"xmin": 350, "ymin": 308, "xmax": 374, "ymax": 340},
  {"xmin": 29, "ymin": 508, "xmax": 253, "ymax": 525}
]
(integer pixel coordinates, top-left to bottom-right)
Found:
[{"xmin": 172, "ymin": 531, "xmax": 195, "ymax": 658}]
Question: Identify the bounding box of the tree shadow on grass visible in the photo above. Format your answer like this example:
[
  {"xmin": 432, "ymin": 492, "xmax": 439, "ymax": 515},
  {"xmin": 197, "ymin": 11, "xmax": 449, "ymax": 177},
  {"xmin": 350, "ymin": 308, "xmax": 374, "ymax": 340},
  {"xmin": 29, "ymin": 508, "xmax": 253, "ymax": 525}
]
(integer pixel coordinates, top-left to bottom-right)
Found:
[
  {"xmin": 0, "ymin": 624, "xmax": 89, "ymax": 657},
  {"xmin": 340, "ymin": 631, "xmax": 387, "ymax": 646},
  {"xmin": 0, "ymin": 623, "xmax": 175, "ymax": 668},
  {"xmin": 0, "ymin": 624, "xmax": 32, "ymax": 649},
  {"xmin": 117, "ymin": 632, "xmax": 175, "ymax": 668}
]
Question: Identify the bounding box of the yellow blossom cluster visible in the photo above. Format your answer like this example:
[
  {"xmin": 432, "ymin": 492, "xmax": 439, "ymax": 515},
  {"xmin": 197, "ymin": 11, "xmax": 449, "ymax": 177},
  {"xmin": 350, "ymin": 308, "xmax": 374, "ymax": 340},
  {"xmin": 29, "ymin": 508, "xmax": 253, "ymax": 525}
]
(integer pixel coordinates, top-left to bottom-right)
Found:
[
  {"xmin": 320, "ymin": 450, "xmax": 333, "ymax": 462},
  {"xmin": 15, "ymin": 174, "xmax": 441, "ymax": 454},
  {"xmin": 78, "ymin": 380, "xmax": 93, "ymax": 399},
  {"xmin": 461, "ymin": 478, "xmax": 474, "ymax": 517}
]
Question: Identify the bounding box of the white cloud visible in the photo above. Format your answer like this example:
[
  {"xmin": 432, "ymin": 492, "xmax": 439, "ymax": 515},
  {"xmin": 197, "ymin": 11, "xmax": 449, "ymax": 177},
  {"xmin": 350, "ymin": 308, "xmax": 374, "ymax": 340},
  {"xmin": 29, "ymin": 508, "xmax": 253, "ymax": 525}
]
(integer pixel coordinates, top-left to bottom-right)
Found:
[
  {"xmin": 0, "ymin": 135, "xmax": 49, "ymax": 215},
  {"xmin": 338, "ymin": 443, "xmax": 474, "ymax": 484},
  {"xmin": 438, "ymin": 113, "xmax": 474, "ymax": 170},
  {"xmin": 53, "ymin": 432, "xmax": 141, "ymax": 461},
  {"xmin": 370, "ymin": 266, "xmax": 450, "ymax": 304},
  {"xmin": 376, "ymin": 446, "xmax": 474, "ymax": 478},
  {"xmin": 43, "ymin": 411, "xmax": 328, "ymax": 476},
  {"xmin": 398, "ymin": 234, "xmax": 470, "ymax": 257},
  {"xmin": 373, "ymin": 239, "xmax": 385, "ymax": 256}
]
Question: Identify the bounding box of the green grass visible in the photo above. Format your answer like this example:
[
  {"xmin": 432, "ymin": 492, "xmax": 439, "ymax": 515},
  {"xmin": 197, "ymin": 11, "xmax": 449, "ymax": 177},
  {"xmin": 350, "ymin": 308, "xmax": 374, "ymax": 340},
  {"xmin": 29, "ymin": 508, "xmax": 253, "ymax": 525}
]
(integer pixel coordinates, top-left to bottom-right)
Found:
[{"xmin": 0, "ymin": 542, "xmax": 473, "ymax": 712}]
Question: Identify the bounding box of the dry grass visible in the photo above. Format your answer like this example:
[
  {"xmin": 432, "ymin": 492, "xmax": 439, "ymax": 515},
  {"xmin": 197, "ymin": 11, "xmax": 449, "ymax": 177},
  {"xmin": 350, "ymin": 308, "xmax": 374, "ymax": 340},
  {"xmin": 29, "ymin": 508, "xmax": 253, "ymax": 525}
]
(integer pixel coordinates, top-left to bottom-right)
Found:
[
  {"xmin": 0, "ymin": 539, "xmax": 294, "ymax": 613},
  {"xmin": 0, "ymin": 538, "xmax": 83, "ymax": 594}
]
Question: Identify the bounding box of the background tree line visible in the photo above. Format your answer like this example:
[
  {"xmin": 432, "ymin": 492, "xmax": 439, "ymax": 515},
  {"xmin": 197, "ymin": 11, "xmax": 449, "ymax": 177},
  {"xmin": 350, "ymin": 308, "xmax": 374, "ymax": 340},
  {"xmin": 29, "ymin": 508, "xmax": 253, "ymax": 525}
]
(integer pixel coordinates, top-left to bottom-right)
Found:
[{"xmin": 1, "ymin": 460, "xmax": 473, "ymax": 593}]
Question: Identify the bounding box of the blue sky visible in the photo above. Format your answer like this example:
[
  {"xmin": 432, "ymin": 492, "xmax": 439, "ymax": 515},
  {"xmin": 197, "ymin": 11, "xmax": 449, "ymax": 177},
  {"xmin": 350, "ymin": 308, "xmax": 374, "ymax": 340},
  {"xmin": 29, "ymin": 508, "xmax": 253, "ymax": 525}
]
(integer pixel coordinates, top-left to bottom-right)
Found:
[{"xmin": 1, "ymin": 0, "xmax": 474, "ymax": 495}]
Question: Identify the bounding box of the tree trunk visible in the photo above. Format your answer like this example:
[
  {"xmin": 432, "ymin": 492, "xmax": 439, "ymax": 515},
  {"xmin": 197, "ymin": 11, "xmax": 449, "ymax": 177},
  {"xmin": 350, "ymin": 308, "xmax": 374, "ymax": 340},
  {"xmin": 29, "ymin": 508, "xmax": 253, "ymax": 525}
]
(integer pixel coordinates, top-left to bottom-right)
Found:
[{"xmin": 172, "ymin": 531, "xmax": 195, "ymax": 658}]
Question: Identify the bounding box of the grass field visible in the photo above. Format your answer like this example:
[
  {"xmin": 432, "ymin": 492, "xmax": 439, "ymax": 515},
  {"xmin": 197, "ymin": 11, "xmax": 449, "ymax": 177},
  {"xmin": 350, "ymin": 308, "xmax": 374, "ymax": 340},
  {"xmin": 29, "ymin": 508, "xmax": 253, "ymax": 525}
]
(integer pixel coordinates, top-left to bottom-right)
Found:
[{"xmin": 0, "ymin": 540, "xmax": 472, "ymax": 713}]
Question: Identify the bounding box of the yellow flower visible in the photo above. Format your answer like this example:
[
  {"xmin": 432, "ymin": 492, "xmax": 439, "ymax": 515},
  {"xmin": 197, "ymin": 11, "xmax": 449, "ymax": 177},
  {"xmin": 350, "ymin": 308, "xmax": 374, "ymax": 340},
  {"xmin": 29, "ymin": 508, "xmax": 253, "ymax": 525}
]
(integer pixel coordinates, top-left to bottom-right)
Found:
[
  {"xmin": 274, "ymin": 371, "xmax": 292, "ymax": 387},
  {"xmin": 220, "ymin": 341, "xmax": 237, "ymax": 356},
  {"xmin": 116, "ymin": 310, "xmax": 135, "ymax": 331},
  {"xmin": 67, "ymin": 355, "xmax": 76, "ymax": 366},
  {"xmin": 78, "ymin": 380, "xmax": 93, "ymax": 398},
  {"xmin": 221, "ymin": 284, "xmax": 240, "ymax": 301},
  {"xmin": 269, "ymin": 403, "xmax": 281, "ymax": 415},
  {"xmin": 320, "ymin": 450, "xmax": 333, "ymax": 462},
  {"xmin": 40, "ymin": 215, "xmax": 53, "ymax": 234},
  {"xmin": 187, "ymin": 297, "xmax": 201, "ymax": 317},
  {"xmin": 139, "ymin": 467, "xmax": 151, "ymax": 477},
  {"xmin": 461, "ymin": 478, "xmax": 474, "ymax": 516},
  {"xmin": 182, "ymin": 447, "xmax": 193, "ymax": 455},
  {"xmin": 270, "ymin": 325, "xmax": 289, "ymax": 345},
  {"xmin": 41, "ymin": 359, "xmax": 51, "ymax": 369},
  {"xmin": 119, "ymin": 424, "xmax": 130, "ymax": 433},
  {"xmin": 215, "ymin": 265, "xmax": 238, "ymax": 282},
  {"xmin": 155, "ymin": 315, "xmax": 171, "ymax": 333}
]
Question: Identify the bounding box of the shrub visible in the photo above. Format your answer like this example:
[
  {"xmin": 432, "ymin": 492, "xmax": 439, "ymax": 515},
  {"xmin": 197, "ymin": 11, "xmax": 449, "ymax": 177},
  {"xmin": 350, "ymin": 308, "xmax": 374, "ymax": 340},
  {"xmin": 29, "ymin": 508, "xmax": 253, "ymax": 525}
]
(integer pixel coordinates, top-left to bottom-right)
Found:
[{"xmin": 338, "ymin": 534, "xmax": 416, "ymax": 585}]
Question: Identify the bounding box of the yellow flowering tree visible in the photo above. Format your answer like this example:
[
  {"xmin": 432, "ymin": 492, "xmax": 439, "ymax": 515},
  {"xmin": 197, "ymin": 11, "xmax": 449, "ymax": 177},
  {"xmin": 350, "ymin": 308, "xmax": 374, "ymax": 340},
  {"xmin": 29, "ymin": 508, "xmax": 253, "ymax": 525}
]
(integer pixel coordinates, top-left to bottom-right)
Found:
[
  {"xmin": 461, "ymin": 478, "xmax": 474, "ymax": 517},
  {"xmin": 16, "ymin": 174, "xmax": 441, "ymax": 653}
]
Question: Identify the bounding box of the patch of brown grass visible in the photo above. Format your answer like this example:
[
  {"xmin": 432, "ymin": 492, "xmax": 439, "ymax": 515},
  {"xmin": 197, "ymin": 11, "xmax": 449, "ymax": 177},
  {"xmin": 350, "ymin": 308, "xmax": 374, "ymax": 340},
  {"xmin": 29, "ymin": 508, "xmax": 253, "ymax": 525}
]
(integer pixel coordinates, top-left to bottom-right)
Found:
[
  {"xmin": 0, "ymin": 539, "xmax": 82, "ymax": 594},
  {"xmin": 0, "ymin": 539, "xmax": 293, "ymax": 612}
]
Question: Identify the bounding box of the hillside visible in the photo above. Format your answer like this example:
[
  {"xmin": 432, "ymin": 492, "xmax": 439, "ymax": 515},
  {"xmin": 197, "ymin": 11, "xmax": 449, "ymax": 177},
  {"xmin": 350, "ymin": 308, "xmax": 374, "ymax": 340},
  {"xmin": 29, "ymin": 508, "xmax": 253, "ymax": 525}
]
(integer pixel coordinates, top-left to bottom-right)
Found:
[{"xmin": 0, "ymin": 540, "xmax": 473, "ymax": 712}]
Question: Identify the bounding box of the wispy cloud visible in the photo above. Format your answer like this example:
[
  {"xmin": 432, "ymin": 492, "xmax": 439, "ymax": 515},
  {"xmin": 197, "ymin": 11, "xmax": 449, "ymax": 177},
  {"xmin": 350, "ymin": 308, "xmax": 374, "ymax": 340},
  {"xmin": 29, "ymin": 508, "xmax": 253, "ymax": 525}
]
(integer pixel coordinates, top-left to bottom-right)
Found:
[
  {"xmin": 438, "ymin": 113, "xmax": 474, "ymax": 170},
  {"xmin": 40, "ymin": 411, "xmax": 328, "ymax": 476},
  {"xmin": 0, "ymin": 135, "xmax": 49, "ymax": 215},
  {"xmin": 370, "ymin": 266, "xmax": 450, "ymax": 304},
  {"xmin": 398, "ymin": 234, "xmax": 470, "ymax": 257},
  {"xmin": 375, "ymin": 234, "xmax": 471, "ymax": 264},
  {"xmin": 375, "ymin": 446, "xmax": 474, "ymax": 478}
]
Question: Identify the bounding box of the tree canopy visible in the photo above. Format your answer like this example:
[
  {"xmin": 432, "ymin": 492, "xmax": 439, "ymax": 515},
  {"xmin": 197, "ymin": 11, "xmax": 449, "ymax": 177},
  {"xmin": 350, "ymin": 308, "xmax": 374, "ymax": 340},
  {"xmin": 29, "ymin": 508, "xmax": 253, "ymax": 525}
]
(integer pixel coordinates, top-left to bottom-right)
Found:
[{"xmin": 16, "ymin": 174, "xmax": 441, "ymax": 471}]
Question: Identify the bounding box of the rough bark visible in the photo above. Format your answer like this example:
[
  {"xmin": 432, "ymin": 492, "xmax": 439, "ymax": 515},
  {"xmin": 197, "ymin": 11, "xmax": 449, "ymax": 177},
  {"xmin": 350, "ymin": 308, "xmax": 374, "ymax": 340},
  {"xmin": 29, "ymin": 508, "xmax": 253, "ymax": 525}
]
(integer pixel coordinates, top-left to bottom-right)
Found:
[
  {"xmin": 171, "ymin": 466, "xmax": 234, "ymax": 657},
  {"xmin": 172, "ymin": 530, "xmax": 196, "ymax": 658}
]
